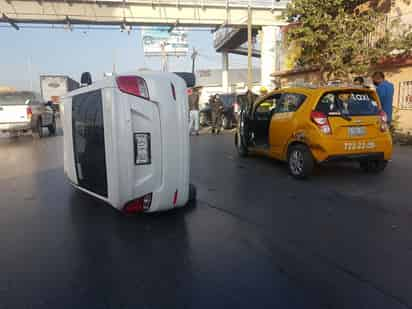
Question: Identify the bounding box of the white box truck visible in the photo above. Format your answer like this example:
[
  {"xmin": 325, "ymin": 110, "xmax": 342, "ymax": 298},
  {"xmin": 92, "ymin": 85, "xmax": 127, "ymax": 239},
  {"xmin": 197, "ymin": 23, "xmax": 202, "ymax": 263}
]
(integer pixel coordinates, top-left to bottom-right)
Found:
[{"xmin": 40, "ymin": 75, "xmax": 79, "ymax": 111}]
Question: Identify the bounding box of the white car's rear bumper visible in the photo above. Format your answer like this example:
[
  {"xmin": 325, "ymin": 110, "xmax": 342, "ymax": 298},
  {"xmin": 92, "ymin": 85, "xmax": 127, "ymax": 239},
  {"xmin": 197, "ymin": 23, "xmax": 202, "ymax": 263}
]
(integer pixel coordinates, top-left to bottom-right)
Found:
[{"xmin": 0, "ymin": 122, "xmax": 31, "ymax": 132}]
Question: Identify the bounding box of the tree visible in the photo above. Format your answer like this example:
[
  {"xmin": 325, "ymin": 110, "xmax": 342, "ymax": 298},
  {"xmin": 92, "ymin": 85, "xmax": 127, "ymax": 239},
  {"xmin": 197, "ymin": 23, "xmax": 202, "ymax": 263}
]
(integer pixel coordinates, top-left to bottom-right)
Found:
[{"xmin": 284, "ymin": 0, "xmax": 412, "ymax": 81}]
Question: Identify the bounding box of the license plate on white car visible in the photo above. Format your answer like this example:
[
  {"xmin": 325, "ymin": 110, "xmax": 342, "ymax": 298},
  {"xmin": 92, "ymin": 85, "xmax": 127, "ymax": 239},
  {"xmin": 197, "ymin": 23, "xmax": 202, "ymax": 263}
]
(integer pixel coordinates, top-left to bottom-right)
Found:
[{"xmin": 348, "ymin": 126, "xmax": 366, "ymax": 137}]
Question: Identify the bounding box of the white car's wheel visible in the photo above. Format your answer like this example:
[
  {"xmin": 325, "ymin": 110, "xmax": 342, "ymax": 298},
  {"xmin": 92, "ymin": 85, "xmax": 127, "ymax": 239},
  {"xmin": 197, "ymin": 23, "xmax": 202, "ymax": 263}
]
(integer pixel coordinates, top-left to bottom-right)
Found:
[{"xmin": 33, "ymin": 118, "xmax": 44, "ymax": 138}]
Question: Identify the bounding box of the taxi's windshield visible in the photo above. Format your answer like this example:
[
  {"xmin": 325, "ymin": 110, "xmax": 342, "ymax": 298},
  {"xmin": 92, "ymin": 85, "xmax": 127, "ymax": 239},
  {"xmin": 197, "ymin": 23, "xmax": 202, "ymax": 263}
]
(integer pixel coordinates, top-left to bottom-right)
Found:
[{"xmin": 316, "ymin": 91, "xmax": 380, "ymax": 116}]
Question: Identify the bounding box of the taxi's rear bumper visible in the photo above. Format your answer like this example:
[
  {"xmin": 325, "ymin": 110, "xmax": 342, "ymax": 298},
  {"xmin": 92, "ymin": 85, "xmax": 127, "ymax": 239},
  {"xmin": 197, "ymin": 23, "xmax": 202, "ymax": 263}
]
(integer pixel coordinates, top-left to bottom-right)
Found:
[
  {"xmin": 309, "ymin": 136, "xmax": 393, "ymax": 162},
  {"xmin": 324, "ymin": 152, "xmax": 385, "ymax": 163}
]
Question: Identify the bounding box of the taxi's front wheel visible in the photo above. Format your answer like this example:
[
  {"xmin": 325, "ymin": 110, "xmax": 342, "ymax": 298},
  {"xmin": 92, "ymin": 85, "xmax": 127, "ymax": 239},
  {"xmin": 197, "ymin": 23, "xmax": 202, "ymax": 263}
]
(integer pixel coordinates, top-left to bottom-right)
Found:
[
  {"xmin": 288, "ymin": 144, "xmax": 314, "ymax": 179},
  {"xmin": 235, "ymin": 132, "xmax": 248, "ymax": 157}
]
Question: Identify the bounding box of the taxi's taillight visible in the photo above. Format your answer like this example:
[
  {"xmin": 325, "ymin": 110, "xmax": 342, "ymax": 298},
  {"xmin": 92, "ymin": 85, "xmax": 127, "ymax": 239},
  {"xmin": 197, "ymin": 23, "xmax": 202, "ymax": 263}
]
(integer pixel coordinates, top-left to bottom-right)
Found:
[
  {"xmin": 311, "ymin": 111, "xmax": 331, "ymax": 135},
  {"xmin": 123, "ymin": 193, "xmax": 152, "ymax": 213},
  {"xmin": 379, "ymin": 110, "xmax": 388, "ymax": 132},
  {"xmin": 116, "ymin": 75, "xmax": 149, "ymax": 100}
]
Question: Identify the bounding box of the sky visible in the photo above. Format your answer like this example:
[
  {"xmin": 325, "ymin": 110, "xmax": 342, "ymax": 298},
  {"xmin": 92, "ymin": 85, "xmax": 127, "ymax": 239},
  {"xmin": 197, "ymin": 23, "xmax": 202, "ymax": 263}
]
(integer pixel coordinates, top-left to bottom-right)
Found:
[{"xmin": 0, "ymin": 25, "xmax": 260, "ymax": 91}]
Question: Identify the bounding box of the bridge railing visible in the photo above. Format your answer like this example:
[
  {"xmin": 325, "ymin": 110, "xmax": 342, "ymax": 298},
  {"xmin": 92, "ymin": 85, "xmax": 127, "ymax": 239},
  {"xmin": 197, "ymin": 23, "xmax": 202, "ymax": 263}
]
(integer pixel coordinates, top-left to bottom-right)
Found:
[{"xmin": 94, "ymin": 0, "xmax": 290, "ymax": 9}]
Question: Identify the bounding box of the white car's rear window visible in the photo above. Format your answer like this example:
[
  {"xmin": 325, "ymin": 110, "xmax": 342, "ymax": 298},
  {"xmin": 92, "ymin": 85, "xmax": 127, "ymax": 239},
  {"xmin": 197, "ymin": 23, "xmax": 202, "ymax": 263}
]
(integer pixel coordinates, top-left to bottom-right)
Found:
[{"xmin": 0, "ymin": 92, "xmax": 36, "ymax": 106}]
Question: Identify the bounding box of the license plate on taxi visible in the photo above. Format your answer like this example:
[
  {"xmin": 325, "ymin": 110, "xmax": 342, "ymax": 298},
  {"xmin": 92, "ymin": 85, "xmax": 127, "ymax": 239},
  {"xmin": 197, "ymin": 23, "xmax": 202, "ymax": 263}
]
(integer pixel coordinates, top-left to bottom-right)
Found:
[
  {"xmin": 348, "ymin": 126, "xmax": 366, "ymax": 137},
  {"xmin": 344, "ymin": 141, "xmax": 376, "ymax": 151}
]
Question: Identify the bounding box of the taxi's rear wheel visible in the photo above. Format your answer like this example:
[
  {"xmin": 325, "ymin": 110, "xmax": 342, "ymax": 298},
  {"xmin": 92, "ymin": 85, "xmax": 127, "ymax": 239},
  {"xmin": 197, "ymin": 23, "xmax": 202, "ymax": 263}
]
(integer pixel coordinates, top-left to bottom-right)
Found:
[
  {"xmin": 360, "ymin": 159, "xmax": 388, "ymax": 173},
  {"xmin": 288, "ymin": 144, "xmax": 314, "ymax": 179}
]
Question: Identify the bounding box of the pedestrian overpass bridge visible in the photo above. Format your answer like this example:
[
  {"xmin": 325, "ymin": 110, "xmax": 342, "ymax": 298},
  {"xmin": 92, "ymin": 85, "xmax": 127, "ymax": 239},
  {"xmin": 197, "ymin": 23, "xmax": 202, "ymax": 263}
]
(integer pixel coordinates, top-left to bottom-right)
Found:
[
  {"xmin": 0, "ymin": 0, "xmax": 289, "ymax": 91},
  {"xmin": 0, "ymin": 0, "xmax": 288, "ymax": 27}
]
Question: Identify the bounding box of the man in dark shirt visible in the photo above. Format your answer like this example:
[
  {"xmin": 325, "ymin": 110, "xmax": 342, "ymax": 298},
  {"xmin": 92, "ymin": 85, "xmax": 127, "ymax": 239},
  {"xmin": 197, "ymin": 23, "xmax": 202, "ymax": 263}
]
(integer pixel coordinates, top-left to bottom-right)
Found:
[
  {"xmin": 372, "ymin": 72, "xmax": 394, "ymax": 124},
  {"xmin": 211, "ymin": 94, "xmax": 224, "ymax": 135}
]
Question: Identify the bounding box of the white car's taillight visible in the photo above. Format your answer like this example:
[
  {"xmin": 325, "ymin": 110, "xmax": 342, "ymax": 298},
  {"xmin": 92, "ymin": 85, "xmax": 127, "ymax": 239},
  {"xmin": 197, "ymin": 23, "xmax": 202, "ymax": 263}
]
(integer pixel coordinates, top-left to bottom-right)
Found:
[
  {"xmin": 379, "ymin": 110, "xmax": 388, "ymax": 132},
  {"xmin": 311, "ymin": 111, "xmax": 331, "ymax": 135},
  {"xmin": 123, "ymin": 193, "xmax": 153, "ymax": 213},
  {"xmin": 133, "ymin": 133, "xmax": 151, "ymax": 165},
  {"xmin": 26, "ymin": 106, "xmax": 32, "ymax": 119},
  {"xmin": 116, "ymin": 75, "xmax": 149, "ymax": 100}
]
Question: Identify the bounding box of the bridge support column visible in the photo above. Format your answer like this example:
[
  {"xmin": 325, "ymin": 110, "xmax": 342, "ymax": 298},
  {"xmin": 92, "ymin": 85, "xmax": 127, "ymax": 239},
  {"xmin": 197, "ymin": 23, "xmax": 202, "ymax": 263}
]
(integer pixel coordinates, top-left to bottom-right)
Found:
[
  {"xmin": 261, "ymin": 26, "xmax": 281, "ymax": 90},
  {"xmin": 222, "ymin": 52, "xmax": 229, "ymax": 93}
]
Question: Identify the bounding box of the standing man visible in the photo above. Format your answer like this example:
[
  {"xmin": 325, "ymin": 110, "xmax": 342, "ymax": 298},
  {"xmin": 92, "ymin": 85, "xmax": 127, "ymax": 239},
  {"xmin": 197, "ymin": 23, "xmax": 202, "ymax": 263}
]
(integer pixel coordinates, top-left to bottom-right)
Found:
[
  {"xmin": 211, "ymin": 94, "xmax": 224, "ymax": 135},
  {"xmin": 188, "ymin": 87, "xmax": 200, "ymax": 136},
  {"xmin": 259, "ymin": 86, "xmax": 269, "ymax": 97},
  {"xmin": 372, "ymin": 72, "xmax": 394, "ymax": 124},
  {"xmin": 353, "ymin": 76, "xmax": 369, "ymax": 88}
]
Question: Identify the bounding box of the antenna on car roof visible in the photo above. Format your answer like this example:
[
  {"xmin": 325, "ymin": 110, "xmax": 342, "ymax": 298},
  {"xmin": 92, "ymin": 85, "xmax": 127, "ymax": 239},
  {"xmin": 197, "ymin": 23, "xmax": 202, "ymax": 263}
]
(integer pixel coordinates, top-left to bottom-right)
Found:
[{"xmin": 80, "ymin": 72, "xmax": 92, "ymax": 87}]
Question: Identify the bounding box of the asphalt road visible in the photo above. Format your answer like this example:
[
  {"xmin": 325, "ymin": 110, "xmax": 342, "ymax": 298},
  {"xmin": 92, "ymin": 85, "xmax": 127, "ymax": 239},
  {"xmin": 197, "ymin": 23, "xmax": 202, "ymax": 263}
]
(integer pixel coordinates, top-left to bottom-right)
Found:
[{"xmin": 1, "ymin": 130, "xmax": 412, "ymax": 309}]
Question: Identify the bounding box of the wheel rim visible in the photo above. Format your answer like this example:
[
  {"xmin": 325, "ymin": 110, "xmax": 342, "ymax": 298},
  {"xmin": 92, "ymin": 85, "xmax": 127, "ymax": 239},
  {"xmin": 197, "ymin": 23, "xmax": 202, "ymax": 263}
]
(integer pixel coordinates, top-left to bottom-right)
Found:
[
  {"xmin": 290, "ymin": 150, "xmax": 304, "ymax": 175},
  {"xmin": 240, "ymin": 118, "xmax": 245, "ymax": 135},
  {"xmin": 237, "ymin": 134, "xmax": 243, "ymax": 151}
]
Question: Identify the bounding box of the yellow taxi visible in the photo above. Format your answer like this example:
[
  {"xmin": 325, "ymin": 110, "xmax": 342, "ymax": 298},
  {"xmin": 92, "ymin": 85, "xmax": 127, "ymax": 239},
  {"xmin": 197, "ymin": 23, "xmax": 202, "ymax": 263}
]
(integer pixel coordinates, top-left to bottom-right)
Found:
[{"xmin": 235, "ymin": 86, "xmax": 393, "ymax": 179}]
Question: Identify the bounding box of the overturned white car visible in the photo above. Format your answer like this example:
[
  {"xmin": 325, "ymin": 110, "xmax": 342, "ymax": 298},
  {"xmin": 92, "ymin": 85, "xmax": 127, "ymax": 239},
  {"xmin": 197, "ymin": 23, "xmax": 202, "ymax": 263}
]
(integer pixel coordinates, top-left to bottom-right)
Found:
[{"xmin": 62, "ymin": 71, "xmax": 196, "ymax": 213}]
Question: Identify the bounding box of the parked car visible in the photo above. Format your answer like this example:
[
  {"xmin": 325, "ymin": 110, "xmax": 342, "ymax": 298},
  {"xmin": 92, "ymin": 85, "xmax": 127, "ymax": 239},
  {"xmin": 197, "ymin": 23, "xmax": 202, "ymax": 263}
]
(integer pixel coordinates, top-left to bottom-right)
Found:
[
  {"xmin": 0, "ymin": 91, "xmax": 56, "ymax": 137},
  {"xmin": 199, "ymin": 103, "xmax": 212, "ymax": 127},
  {"xmin": 62, "ymin": 71, "xmax": 197, "ymax": 214},
  {"xmin": 199, "ymin": 93, "xmax": 251, "ymax": 129},
  {"xmin": 235, "ymin": 86, "xmax": 393, "ymax": 179}
]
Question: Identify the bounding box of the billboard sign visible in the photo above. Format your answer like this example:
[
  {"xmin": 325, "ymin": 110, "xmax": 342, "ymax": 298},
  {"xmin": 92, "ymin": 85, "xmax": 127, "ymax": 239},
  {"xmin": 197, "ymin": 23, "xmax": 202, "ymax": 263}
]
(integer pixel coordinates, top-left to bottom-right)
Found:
[{"xmin": 142, "ymin": 27, "xmax": 189, "ymax": 56}]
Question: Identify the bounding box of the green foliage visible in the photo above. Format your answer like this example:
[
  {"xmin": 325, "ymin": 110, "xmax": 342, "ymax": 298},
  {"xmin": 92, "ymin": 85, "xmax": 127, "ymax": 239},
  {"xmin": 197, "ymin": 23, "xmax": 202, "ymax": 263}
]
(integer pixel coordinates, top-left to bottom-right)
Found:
[{"xmin": 284, "ymin": 0, "xmax": 412, "ymax": 81}]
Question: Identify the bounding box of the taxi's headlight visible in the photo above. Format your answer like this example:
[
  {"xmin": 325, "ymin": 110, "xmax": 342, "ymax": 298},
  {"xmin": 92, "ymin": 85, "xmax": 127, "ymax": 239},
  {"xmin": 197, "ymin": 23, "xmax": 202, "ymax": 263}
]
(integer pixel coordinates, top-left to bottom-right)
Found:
[{"xmin": 134, "ymin": 132, "xmax": 151, "ymax": 165}]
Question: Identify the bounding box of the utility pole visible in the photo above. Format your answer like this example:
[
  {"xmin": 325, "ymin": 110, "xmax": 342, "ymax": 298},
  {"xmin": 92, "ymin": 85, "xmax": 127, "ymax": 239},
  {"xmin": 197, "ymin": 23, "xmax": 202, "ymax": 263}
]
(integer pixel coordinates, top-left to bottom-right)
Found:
[
  {"xmin": 161, "ymin": 41, "xmax": 168, "ymax": 72},
  {"xmin": 191, "ymin": 48, "xmax": 198, "ymax": 74},
  {"xmin": 113, "ymin": 49, "xmax": 117, "ymax": 74},
  {"xmin": 247, "ymin": 5, "xmax": 253, "ymax": 98},
  {"xmin": 27, "ymin": 56, "xmax": 33, "ymax": 91}
]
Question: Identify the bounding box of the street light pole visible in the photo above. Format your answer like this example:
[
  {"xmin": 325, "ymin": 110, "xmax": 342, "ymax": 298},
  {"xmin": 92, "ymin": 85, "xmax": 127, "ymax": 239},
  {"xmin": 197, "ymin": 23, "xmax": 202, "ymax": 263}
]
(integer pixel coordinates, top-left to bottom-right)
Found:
[{"xmin": 191, "ymin": 48, "xmax": 198, "ymax": 74}]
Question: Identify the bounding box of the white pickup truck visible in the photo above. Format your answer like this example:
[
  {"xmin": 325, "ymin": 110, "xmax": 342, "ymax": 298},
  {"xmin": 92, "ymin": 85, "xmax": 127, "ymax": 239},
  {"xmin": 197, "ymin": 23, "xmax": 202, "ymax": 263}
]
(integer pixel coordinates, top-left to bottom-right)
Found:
[{"xmin": 0, "ymin": 91, "xmax": 56, "ymax": 137}]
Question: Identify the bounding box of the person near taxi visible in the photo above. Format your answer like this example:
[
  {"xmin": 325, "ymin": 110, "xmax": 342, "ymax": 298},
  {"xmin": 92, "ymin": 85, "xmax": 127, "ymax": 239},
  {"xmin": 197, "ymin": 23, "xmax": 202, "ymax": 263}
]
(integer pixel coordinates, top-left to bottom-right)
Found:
[
  {"xmin": 372, "ymin": 72, "xmax": 394, "ymax": 124},
  {"xmin": 211, "ymin": 94, "xmax": 224, "ymax": 134},
  {"xmin": 188, "ymin": 87, "xmax": 200, "ymax": 136},
  {"xmin": 259, "ymin": 86, "xmax": 268, "ymax": 97},
  {"xmin": 353, "ymin": 76, "xmax": 369, "ymax": 88}
]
